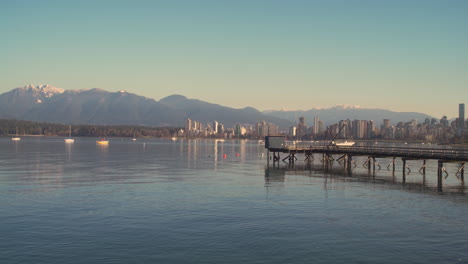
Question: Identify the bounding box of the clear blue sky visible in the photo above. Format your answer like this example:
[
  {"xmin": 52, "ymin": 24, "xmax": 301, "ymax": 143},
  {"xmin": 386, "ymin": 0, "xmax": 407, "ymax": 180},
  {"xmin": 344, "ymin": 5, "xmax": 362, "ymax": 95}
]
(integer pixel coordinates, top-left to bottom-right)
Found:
[{"xmin": 1, "ymin": 0, "xmax": 467, "ymax": 118}]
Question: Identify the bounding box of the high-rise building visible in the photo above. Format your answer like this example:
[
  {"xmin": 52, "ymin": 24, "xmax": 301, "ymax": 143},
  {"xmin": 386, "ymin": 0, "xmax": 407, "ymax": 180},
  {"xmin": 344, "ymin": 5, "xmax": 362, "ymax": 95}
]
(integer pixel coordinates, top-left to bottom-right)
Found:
[
  {"xmin": 213, "ymin": 121, "xmax": 218, "ymax": 134},
  {"xmin": 352, "ymin": 120, "xmax": 368, "ymax": 139},
  {"xmin": 289, "ymin": 126, "xmax": 297, "ymax": 137},
  {"xmin": 367, "ymin": 120, "xmax": 374, "ymax": 138},
  {"xmin": 339, "ymin": 120, "xmax": 348, "ymax": 138},
  {"xmin": 440, "ymin": 116, "xmax": 449, "ymax": 127},
  {"xmin": 313, "ymin": 116, "xmax": 319, "ymax": 136},
  {"xmin": 235, "ymin": 124, "xmax": 243, "ymax": 137},
  {"xmin": 383, "ymin": 119, "xmax": 390, "ymax": 129},
  {"xmin": 257, "ymin": 121, "xmax": 268, "ymax": 138},
  {"xmin": 297, "ymin": 117, "xmax": 307, "ymax": 138},
  {"xmin": 186, "ymin": 118, "xmax": 192, "ymax": 132},
  {"xmin": 217, "ymin": 123, "xmax": 224, "ymax": 135},
  {"xmin": 268, "ymin": 123, "xmax": 279, "ymax": 135},
  {"xmin": 318, "ymin": 120, "xmax": 324, "ymax": 135}
]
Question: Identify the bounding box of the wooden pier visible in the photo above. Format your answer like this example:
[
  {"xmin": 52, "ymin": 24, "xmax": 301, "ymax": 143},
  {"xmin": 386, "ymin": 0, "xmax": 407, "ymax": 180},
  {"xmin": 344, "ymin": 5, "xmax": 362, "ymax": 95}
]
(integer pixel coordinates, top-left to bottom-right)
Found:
[{"xmin": 265, "ymin": 136, "xmax": 468, "ymax": 192}]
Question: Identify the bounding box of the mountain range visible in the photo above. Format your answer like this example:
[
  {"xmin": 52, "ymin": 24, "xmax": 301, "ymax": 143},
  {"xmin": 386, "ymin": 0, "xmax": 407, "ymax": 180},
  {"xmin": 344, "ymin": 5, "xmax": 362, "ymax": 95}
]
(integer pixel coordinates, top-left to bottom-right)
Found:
[
  {"xmin": 265, "ymin": 105, "xmax": 434, "ymax": 126},
  {"xmin": 0, "ymin": 84, "xmax": 434, "ymax": 129}
]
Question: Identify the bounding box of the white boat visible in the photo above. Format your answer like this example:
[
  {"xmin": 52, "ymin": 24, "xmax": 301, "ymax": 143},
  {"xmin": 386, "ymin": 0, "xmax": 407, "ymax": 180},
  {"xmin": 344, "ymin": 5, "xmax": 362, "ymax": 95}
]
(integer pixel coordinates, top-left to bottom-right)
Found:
[
  {"xmin": 333, "ymin": 140, "xmax": 355, "ymax": 146},
  {"xmin": 11, "ymin": 127, "xmax": 21, "ymax": 141},
  {"xmin": 132, "ymin": 132, "xmax": 136, "ymax": 141},
  {"xmin": 172, "ymin": 137, "xmax": 177, "ymax": 141},
  {"xmin": 258, "ymin": 140, "xmax": 264, "ymax": 145},
  {"xmin": 64, "ymin": 125, "xmax": 74, "ymax": 143}
]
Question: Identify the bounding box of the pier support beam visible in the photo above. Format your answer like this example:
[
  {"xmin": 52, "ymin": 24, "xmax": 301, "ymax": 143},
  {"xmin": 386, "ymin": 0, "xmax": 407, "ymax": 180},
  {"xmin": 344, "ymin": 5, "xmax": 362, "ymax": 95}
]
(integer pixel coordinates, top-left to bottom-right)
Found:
[
  {"xmin": 372, "ymin": 157, "xmax": 376, "ymax": 176},
  {"xmin": 367, "ymin": 156, "xmax": 372, "ymax": 174},
  {"xmin": 392, "ymin": 157, "xmax": 396, "ymax": 174},
  {"xmin": 347, "ymin": 155, "xmax": 352, "ymax": 174},
  {"xmin": 423, "ymin": 160, "xmax": 426, "ymax": 175},
  {"xmin": 461, "ymin": 163, "xmax": 465, "ymax": 181},
  {"xmin": 402, "ymin": 158, "xmax": 406, "ymax": 183},
  {"xmin": 437, "ymin": 160, "xmax": 443, "ymax": 192},
  {"xmin": 267, "ymin": 150, "xmax": 270, "ymax": 167}
]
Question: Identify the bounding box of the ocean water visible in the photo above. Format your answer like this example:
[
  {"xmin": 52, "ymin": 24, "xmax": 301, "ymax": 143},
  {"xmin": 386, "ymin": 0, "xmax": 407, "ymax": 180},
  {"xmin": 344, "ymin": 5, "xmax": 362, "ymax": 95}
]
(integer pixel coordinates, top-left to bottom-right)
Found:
[{"xmin": 0, "ymin": 137, "xmax": 467, "ymax": 264}]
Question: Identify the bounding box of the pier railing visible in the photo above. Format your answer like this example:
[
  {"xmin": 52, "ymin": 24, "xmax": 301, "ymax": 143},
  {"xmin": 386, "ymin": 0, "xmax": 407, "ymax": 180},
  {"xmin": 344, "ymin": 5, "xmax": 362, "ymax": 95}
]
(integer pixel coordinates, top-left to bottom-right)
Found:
[{"xmin": 279, "ymin": 143, "xmax": 468, "ymax": 161}]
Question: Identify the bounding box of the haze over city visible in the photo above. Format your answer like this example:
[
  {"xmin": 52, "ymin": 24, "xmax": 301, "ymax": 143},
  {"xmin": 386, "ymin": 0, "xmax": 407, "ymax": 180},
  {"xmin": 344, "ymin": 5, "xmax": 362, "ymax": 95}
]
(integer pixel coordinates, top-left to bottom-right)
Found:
[{"xmin": 1, "ymin": 0, "xmax": 467, "ymax": 118}]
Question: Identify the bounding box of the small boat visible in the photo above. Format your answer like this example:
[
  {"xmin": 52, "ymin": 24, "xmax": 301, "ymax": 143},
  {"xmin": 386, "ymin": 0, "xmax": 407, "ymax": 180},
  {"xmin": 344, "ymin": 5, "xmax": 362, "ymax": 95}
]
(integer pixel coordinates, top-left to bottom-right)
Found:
[
  {"xmin": 258, "ymin": 140, "xmax": 264, "ymax": 145},
  {"xmin": 96, "ymin": 139, "xmax": 109, "ymax": 145},
  {"xmin": 216, "ymin": 139, "xmax": 225, "ymax": 142},
  {"xmin": 11, "ymin": 127, "xmax": 21, "ymax": 141},
  {"xmin": 333, "ymin": 140, "xmax": 355, "ymax": 146},
  {"xmin": 64, "ymin": 125, "xmax": 74, "ymax": 143},
  {"xmin": 132, "ymin": 132, "xmax": 136, "ymax": 141},
  {"xmin": 171, "ymin": 137, "xmax": 177, "ymax": 141}
]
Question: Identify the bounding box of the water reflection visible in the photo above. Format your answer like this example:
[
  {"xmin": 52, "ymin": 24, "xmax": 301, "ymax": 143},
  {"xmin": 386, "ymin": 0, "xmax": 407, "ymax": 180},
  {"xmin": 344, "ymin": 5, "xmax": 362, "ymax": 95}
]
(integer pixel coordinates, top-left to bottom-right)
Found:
[{"xmin": 264, "ymin": 163, "xmax": 467, "ymax": 195}]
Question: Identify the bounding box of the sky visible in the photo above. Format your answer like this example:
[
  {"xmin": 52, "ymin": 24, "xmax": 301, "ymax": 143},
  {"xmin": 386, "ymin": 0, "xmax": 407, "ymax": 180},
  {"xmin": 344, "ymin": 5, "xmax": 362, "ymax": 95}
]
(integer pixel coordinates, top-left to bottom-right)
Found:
[{"xmin": 1, "ymin": 0, "xmax": 467, "ymax": 118}]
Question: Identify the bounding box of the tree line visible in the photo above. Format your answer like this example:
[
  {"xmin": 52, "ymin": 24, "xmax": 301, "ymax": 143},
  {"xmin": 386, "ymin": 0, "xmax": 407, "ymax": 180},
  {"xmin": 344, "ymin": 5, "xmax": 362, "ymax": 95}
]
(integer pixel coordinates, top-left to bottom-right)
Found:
[{"xmin": 0, "ymin": 119, "xmax": 181, "ymax": 138}]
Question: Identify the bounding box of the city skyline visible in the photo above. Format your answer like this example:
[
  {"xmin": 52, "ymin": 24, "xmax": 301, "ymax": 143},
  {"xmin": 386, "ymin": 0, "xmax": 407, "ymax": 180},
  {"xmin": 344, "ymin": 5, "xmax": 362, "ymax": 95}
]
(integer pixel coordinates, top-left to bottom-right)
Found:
[{"xmin": 2, "ymin": 0, "xmax": 467, "ymax": 118}]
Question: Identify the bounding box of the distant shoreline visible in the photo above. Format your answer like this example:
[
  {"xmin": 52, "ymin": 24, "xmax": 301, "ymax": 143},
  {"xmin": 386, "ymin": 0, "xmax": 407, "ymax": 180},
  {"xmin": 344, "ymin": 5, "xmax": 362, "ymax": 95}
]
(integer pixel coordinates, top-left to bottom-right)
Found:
[{"xmin": 2, "ymin": 135, "xmax": 466, "ymax": 146}]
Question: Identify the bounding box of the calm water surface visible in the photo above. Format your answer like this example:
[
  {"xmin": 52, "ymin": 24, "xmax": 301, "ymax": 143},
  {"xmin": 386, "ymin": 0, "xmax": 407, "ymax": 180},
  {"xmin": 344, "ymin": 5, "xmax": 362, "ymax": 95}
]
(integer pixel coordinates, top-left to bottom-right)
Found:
[{"xmin": 1, "ymin": 137, "xmax": 467, "ymax": 264}]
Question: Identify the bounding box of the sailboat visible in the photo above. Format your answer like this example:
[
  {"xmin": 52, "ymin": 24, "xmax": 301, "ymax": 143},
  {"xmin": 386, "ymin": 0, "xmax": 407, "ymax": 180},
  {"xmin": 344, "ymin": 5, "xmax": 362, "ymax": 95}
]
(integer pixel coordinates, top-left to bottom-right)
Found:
[
  {"xmin": 64, "ymin": 125, "xmax": 74, "ymax": 143},
  {"xmin": 11, "ymin": 127, "xmax": 21, "ymax": 141},
  {"xmin": 132, "ymin": 131, "xmax": 137, "ymax": 141}
]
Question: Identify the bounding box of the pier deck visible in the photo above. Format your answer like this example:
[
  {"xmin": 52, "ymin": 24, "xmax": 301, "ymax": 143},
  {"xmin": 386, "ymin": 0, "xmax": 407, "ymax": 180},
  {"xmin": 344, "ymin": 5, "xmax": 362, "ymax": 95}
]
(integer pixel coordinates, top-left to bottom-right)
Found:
[{"xmin": 268, "ymin": 144, "xmax": 468, "ymax": 162}]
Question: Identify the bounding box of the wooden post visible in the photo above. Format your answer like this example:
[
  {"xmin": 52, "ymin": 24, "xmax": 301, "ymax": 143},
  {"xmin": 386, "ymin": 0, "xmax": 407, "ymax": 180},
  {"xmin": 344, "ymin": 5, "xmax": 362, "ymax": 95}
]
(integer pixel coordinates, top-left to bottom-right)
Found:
[
  {"xmin": 402, "ymin": 158, "xmax": 406, "ymax": 183},
  {"xmin": 423, "ymin": 160, "xmax": 426, "ymax": 175},
  {"xmin": 461, "ymin": 163, "xmax": 465, "ymax": 181},
  {"xmin": 437, "ymin": 160, "xmax": 443, "ymax": 192},
  {"xmin": 392, "ymin": 157, "xmax": 396, "ymax": 173},
  {"xmin": 267, "ymin": 149, "xmax": 270, "ymax": 167},
  {"xmin": 277, "ymin": 153, "xmax": 280, "ymax": 168},
  {"xmin": 368, "ymin": 156, "xmax": 371, "ymax": 174},
  {"xmin": 347, "ymin": 155, "xmax": 352, "ymax": 175},
  {"xmin": 372, "ymin": 157, "xmax": 376, "ymax": 175}
]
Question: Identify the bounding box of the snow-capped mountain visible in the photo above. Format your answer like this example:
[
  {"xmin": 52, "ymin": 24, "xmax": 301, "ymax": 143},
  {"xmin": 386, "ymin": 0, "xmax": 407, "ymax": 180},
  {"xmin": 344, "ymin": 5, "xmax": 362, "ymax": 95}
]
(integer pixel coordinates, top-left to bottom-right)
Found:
[
  {"xmin": 0, "ymin": 84, "xmax": 434, "ymax": 128},
  {"xmin": 0, "ymin": 85, "xmax": 291, "ymax": 127},
  {"xmin": 0, "ymin": 84, "xmax": 65, "ymax": 117}
]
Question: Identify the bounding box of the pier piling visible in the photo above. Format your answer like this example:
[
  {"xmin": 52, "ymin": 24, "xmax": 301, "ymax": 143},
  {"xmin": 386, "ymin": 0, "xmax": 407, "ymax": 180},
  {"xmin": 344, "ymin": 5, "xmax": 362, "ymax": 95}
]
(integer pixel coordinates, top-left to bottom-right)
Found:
[{"xmin": 402, "ymin": 158, "xmax": 406, "ymax": 183}]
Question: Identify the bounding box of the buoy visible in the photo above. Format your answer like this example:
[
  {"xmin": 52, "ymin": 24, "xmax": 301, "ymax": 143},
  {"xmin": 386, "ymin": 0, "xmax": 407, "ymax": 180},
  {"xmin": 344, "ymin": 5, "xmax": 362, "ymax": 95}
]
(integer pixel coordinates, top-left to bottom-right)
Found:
[
  {"xmin": 223, "ymin": 154, "xmax": 227, "ymax": 159},
  {"xmin": 236, "ymin": 153, "xmax": 240, "ymax": 157}
]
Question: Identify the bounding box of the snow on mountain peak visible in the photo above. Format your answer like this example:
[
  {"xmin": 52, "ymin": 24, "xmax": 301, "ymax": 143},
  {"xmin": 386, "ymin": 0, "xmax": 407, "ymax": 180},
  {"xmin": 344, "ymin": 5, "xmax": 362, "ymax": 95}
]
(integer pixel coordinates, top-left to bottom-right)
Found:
[
  {"xmin": 22, "ymin": 84, "xmax": 64, "ymax": 98},
  {"xmin": 331, "ymin": 104, "xmax": 362, "ymax": 110}
]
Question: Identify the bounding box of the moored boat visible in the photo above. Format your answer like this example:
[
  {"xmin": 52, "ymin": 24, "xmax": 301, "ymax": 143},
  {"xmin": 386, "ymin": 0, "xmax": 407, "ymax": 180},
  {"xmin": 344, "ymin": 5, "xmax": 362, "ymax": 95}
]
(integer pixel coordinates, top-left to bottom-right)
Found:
[
  {"xmin": 64, "ymin": 125, "xmax": 74, "ymax": 143},
  {"xmin": 96, "ymin": 139, "xmax": 109, "ymax": 145},
  {"xmin": 333, "ymin": 140, "xmax": 355, "ymax": 146},
  {"xmin": 12, "ymin": 127, "xmax": 21, "ymax": 141}
]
